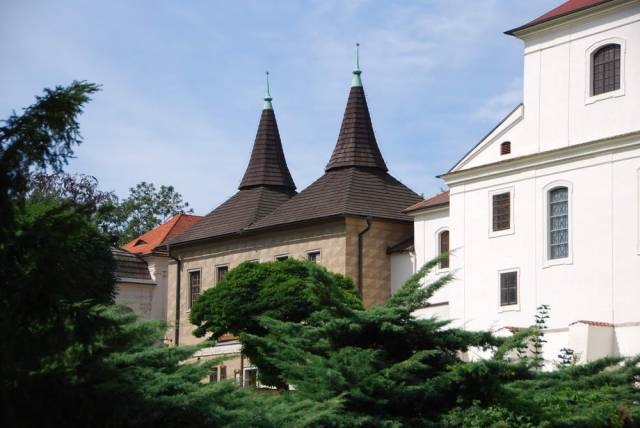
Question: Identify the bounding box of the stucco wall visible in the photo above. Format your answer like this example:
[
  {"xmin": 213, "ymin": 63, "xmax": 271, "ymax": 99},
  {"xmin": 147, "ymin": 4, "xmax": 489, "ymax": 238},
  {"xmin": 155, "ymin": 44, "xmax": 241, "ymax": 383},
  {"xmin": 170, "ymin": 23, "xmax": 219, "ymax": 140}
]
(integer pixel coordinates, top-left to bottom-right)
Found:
[
  {"xmin": 145, "ymin": 255, "xmax": 168, "ymax": 321},
  {"xmin": 116, "ymin": 282, "xmax": 155, "ymax": 321},
  {"xmin": 458, "ymin": 2, "xmax": 640, "ymax": 171},
  {"xmin": 345, "ymin": 217, "xmax": 413, "ymax": 308}
]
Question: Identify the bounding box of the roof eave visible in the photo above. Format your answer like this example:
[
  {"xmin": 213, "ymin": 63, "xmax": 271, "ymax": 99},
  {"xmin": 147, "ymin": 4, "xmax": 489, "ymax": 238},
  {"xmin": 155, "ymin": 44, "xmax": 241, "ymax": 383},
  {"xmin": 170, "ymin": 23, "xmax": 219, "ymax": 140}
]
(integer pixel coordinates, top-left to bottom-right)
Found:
[
  {"xmin": 404, "ymin": 202, "xmax": 450, "ymax": 216},
  {"xmin": 505, "ymin": 0, "xmax": 620, "ymax": 37}
]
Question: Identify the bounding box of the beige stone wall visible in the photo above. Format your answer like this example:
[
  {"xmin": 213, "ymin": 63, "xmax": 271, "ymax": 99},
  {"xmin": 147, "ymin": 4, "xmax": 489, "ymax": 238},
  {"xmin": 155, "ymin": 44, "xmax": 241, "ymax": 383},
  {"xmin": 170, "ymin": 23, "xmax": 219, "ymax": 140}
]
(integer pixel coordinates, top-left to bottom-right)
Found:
[
  {"xmin": 115, "ymin": 282, "xmax": 154, "ymax": 321},
  {"xmin": 167, "ymin": 221, "xmax": 347, "ymax": 345},
  {"xmin": 345, "ymin": 216, "xmax": 413, "ymax": 308}
]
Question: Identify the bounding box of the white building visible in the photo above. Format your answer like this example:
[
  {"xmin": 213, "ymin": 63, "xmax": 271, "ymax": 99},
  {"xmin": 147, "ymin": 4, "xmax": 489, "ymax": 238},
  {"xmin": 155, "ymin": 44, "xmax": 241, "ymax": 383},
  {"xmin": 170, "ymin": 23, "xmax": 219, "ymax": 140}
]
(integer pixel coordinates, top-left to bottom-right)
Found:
[{"xmin": 406, "ymin": 0, "xmax": 640, "ymax": 366}]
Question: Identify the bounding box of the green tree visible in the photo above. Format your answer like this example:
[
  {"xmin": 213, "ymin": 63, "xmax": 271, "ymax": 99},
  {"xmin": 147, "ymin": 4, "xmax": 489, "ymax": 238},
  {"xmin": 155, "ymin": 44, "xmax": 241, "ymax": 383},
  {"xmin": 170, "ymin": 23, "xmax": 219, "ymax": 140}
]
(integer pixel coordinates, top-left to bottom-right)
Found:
[
  {"xmin": 190, "ymin": 259, "xmax": 362, "ymax": 388},
  {"xmin": 242, "ymin": 257, "xmax": 640, "ymax": 427},
  {"xmin": 110, "ymin": 181, "xmax": 193, "ymax": 244}
]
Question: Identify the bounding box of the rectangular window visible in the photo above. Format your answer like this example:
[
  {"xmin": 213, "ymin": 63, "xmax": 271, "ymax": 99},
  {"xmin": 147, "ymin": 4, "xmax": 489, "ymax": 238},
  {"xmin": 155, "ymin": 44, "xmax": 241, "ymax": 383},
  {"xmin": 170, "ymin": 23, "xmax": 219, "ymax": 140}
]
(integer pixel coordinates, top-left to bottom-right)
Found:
[
  {"xmin": 209, "ymin": 367, "xmax": 218, "ymax": 383},
  {"xmin": 307, "ymin": 251, "xmax": 320, "ymax": 263},
  {"xmin": 549, "ymin": 188, "xmax": 569, "ymax": 260},
  {"xmin": 500, "ymin": 271, "xmax": 518, "ymax": 306},
  {"xmin": 492, "ymin": 192, "xmax": 511, "ymax": 231},
  {"xmin": 439, "ymin": 231, "xmax": 449, "ymax": 269},
  {"xmin": 275, "ymin": 255, "xmax": 289, "ymax": 261},
  {"xmin": 219, "ymin": 365, "xmax": 227, "ymax": 381},
  {"xmin": 189, "ymin": 270, "xmax": 201, "ymax": 309},
  {"xmin": 243, "ymin": 368, "xmax": 258, "ymax": 387},
  {"xmin": 216, "ymin": 265, "xmax": 229, "ymax": 283}
]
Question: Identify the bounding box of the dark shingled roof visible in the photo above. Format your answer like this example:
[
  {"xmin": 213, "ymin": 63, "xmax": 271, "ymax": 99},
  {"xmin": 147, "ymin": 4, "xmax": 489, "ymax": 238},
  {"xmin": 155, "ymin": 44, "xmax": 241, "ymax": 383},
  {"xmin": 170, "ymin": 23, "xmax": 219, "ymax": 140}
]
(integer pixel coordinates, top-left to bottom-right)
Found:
[
  {"xmin": 404, "ymin": 191, "xmax": 450, "ymax": 214},
  {"xmin": 248, "ymin": 76, "xmax": 420, "ymax": 230},
  {"xmin": 167, "ymin": 101, "xmax": 297, "ymax": 245},
  {"xmin": 325, "ymin": 86, "xmax": 388, "ymax": 172},
  {"xmin": 248, "ymin": 168, "xmax": 420, "ymax": 230},
  {"xmin": 239, "ymin": 108, "xmax": 296, "ymax": 190},
  {"xmin": 168, "ymin": 186, "xmax": 295, "ymax": 243},
  {"xmin": 112, "ymin": 247, "xmax": 155, "ymax": 283}
]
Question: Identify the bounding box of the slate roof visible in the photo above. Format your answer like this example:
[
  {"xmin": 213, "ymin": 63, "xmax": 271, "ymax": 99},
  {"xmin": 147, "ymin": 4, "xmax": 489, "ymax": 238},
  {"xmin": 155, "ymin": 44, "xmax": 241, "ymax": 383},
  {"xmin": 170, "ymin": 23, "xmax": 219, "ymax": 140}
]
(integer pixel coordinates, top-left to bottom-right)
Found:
[
  {"xmin": 404, "ymin": 191, "xmax": 450, "ymax": 214},
  {"xmin": 248, "ymin": 167, "xmax": 420, "ymax": 230},
  {"xmin": 325, "ymin": 86, "xmax": 388, "ymax": 172},
  {"xmin": 239, "ymin": 108, "xmax": 296, "ymax": 190},
  {"xmin": 169, "ymin": 186, "xmax": 295, "ymax": 243},
  {"xmin": 249, "ymin": 73, "xmax": 420, "ymax": 230},
  {"xmin": 506, "ymin": 0, "xmax": 615, "ymax": 34},
  {"xmin": 122, "ymin": 214, "xmax": 203, "ymax": 255},
  {"xmin": 112, "ymin": 247, "xmax": 155, "ymax": 284},
  {"xmin": 167, "ymin": 97, "xmax": 297, "ymax": 245}
]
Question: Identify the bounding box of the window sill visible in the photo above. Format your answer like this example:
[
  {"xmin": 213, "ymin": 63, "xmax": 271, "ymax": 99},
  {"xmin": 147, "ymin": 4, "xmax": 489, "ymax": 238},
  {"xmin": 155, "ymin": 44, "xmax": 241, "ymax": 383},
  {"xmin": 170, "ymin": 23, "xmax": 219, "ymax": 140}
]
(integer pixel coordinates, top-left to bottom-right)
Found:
[
  {"xmin": 489, "ymin": 228, "xmax": 515, "ymax": 239},
  {"xmin": 585, "ymin": 89, "xmax": 624, "ymax": 105},
  {"xmin": 542, "ymin": 257, "xmax": 573, "ymax": 269},
  {"xmin": 498, "ymin": 304, "xmax": 520, "ymax": 313}
]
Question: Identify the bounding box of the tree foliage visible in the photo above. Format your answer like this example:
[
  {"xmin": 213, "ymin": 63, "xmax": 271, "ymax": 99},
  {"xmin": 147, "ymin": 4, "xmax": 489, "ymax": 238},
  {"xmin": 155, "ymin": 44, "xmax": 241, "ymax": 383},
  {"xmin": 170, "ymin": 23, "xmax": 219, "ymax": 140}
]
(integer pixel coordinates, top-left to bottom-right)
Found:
[
  {"xmin": 190, "ymin": 259, "xmax": 362, "ymax": 387},
  {"xmin": 27, "ymin": 172, "xmax": 192, "ymax": 244}
]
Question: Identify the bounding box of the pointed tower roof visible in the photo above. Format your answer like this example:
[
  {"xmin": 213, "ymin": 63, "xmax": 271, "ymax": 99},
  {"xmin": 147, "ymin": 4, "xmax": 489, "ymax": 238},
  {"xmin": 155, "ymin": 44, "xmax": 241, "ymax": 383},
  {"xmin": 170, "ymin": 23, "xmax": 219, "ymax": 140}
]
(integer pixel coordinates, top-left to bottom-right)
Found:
[
  {"xmin": 248, "ymin": 50, "xmax": 420, "ymax": 231},
  {"xmin": 168, "ymin": 78, "xmax": 296, "ymax": 246},
  {"xmin": 325, "ymin": 44, "xmax": 388, "ymax": 172},
  {"xmin": 239, "ymin": 72, "xmax": 296, "ymax": 190}
]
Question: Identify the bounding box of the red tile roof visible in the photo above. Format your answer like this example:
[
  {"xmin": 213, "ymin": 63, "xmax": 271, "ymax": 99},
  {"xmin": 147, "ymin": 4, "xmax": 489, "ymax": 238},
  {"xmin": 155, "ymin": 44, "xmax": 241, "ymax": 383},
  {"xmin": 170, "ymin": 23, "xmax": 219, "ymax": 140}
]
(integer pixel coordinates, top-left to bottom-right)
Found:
[
  {"xmin": 506, "ymin": 0, "xmax": 615, "ymax": 34},
  {"xmin": 404, "ymin": 191, "xmax": 450, "ymax": 214},
  {"xmin": 123, "ymin": 213, "xmax": 203, "ymax": 255}
]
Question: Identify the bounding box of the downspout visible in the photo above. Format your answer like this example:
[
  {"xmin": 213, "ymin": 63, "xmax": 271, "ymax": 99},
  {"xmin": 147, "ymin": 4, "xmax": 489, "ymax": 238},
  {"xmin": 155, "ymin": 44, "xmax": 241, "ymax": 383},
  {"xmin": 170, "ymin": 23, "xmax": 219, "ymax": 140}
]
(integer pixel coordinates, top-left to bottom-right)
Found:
[
  {"xmin": 357, "ymin": 216, "xmax": 373, "ymax": 294},
  {"xmin": 167, "ymin": 244, "xmax": 181, "ymax": 346}
]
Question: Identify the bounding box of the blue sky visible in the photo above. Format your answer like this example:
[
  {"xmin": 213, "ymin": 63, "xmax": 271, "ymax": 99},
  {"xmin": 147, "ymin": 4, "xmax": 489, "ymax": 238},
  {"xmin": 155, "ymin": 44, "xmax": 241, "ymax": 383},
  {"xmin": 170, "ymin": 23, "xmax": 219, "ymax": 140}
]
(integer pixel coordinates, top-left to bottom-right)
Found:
[{"xmin": 2, "ymin": 0, "xmax": 559, "ymax": 214}]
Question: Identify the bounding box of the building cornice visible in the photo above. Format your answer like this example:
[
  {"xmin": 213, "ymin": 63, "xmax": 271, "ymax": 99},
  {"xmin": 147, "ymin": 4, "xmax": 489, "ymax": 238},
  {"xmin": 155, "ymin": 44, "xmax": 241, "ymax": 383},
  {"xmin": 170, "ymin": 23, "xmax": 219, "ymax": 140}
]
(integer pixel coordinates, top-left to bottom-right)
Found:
[{"xmin": 440, "ymin": 130, "xmax": 640, "ymax": 186}]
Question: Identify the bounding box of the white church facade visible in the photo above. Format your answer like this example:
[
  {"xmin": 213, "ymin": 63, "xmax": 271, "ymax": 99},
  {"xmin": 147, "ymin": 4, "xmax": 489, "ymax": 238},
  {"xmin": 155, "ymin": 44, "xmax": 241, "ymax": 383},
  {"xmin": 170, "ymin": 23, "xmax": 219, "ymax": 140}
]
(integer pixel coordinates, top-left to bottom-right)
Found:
[{"xmin": 405, "ymin": 0, "xmax": 640, "ymax": 366}]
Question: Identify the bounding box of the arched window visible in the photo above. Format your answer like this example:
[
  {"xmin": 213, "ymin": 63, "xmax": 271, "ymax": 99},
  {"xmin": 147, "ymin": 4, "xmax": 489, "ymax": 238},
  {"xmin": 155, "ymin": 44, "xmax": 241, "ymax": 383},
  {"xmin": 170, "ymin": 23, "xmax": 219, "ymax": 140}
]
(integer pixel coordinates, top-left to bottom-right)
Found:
[
  {"xmin": 439, "ymin": 230, "xmax": 449, "ymax": 269},
  {"xmin": 548, "ymin": 187, "xmax": 569, "ymax": 260},
  {"xmin": 500, "ymin": 141, "xmax": 511, "ymax": 155},
  {"xmin": 593, "ymin": 44, "xmax": 620, "ymax": 96}
]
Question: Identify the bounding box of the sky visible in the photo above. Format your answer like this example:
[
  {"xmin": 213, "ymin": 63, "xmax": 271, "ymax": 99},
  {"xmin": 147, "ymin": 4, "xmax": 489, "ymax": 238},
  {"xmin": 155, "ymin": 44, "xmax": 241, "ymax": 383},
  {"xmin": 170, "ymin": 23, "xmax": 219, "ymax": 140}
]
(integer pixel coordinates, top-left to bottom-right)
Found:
[{"xmin": 1, "ymin": 0, "xmax": 560, "ymax": 214}]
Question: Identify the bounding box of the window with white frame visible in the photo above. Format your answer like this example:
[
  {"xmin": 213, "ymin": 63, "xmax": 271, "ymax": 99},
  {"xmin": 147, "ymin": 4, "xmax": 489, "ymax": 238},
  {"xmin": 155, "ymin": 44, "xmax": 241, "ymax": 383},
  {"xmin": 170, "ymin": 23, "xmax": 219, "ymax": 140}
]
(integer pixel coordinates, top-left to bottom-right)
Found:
[
  {"xmin": 592, "ymin": 44, "xmax": 621, "ymax": 96},
  {"xmin": 500, "ymin": 271, "xmax": 518, "ymax": 307},
  {"xmin": 189, "ymin": 270, "xmax": 201, "ymax": 309},
  {"xmin": 548, "ymin": 187, "xmax": 569, "ymax": 260},
  {"xmin": 275, "ymin": 254, "xmax": 289, "ymax": 261},
  {"xmin": 307, "ymin": 250, "xmax": 321, "ymax": 263},
  {"xmin": 489, "ymin": 188, "xmax": 514, "ymax": 237},
  {"xmin": 438, "ymin": 230, "xmax": 449, "ymax": 269}
]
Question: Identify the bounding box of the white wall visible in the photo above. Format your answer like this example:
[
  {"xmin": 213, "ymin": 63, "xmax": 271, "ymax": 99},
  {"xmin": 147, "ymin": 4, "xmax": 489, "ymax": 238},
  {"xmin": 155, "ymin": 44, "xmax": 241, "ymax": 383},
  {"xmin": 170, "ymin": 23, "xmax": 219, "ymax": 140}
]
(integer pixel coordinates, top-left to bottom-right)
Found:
[
  {"xmin": 390, "ymin": 252, "xmax": 415, "ymax": 295},
  {"xmin": 454, "ymin": 1, "xmax": 640, "ymax": 172},
  {"xmin": 145, "ymin": 255, "xmax": 169, "ymax": 321}
]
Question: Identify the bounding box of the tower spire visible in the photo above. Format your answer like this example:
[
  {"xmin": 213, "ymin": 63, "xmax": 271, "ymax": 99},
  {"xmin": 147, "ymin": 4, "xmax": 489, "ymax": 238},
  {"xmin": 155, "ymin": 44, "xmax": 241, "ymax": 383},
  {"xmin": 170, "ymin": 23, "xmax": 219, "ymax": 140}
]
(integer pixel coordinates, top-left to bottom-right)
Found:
[
  {"xmin": 263, "ymin": 71, "xmax": 273, "ymax": 110},
  {"xmin": 352, "ymin": 43, "xmax": 362, "ymax": 87}
]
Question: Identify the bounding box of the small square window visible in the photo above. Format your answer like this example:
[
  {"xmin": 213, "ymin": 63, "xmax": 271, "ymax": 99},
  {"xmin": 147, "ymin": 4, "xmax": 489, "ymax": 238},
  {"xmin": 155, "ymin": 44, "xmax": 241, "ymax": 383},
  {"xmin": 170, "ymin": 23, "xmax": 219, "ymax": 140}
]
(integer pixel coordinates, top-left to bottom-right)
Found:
[
  {"xmin": 500, "ymin": 271, "xmax": 518, "ymax": 306},
  {"xmin": 307, "ymin": 251, "xmax": 320, "ymax": 263},
  {"xmin": 275, "ymin": 255, "xmax": 289, "ymax": 261},
  {"xmin": 216, "ymin": 265, "xmax": 229, "ymax": 283},
  {"xmin": 500, "ymin": 141, "xmax": 511, "ymax": 155}
]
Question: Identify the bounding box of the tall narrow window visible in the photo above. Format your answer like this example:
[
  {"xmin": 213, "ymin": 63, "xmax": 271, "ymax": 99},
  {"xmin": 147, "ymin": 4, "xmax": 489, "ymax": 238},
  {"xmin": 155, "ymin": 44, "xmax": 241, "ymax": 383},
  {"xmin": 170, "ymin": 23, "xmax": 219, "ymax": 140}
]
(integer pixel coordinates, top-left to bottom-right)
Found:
[
  {"xmin": 189, "ymin": 270, "xmax": 201, "ymax": 309},
  {"xmin": 492, "ymin": 192, "xmax": 511, "ymax": 231},
  {"xmin": 216, "ymin": 265, "xmax": 228, "ymax": 283},
  {"xmin": 209, "ymin": 367, "xmax": 218, "ymax": 383},
  {"xmin": 593, "ymin": 44, "xmax": 620, "ymax": 96},
  {"xmin": 219, "ymin": 365, "xmax": 227, "ymax": 381},
  {"xmin": 500, "ymin": 271, "xmax": 518, "ymax": 306},
  {"xmin": 549, "ymin": 187, "xmax": 569, "ymax": 259},
  {"xmin": 439, "ymin": 230, "xmax": 450, "ymax": 269}
]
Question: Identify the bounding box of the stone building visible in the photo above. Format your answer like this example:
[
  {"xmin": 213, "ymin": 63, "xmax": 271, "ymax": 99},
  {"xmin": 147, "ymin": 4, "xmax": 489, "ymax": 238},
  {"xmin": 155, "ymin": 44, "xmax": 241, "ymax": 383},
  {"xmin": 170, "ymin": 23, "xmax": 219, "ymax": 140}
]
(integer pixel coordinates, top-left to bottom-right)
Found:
[{"xmin": 163, "ymin": 62, "xmax": 421, "ymax": 367}]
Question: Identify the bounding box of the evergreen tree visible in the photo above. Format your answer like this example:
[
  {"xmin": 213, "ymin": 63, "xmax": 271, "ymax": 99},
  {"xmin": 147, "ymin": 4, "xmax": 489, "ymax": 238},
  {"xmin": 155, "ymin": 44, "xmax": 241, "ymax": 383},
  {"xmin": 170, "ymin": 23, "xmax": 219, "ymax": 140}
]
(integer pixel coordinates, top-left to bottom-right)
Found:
[{"xmin": 190, "ymin": 259, "xmax": 362, "ymax": 388}]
